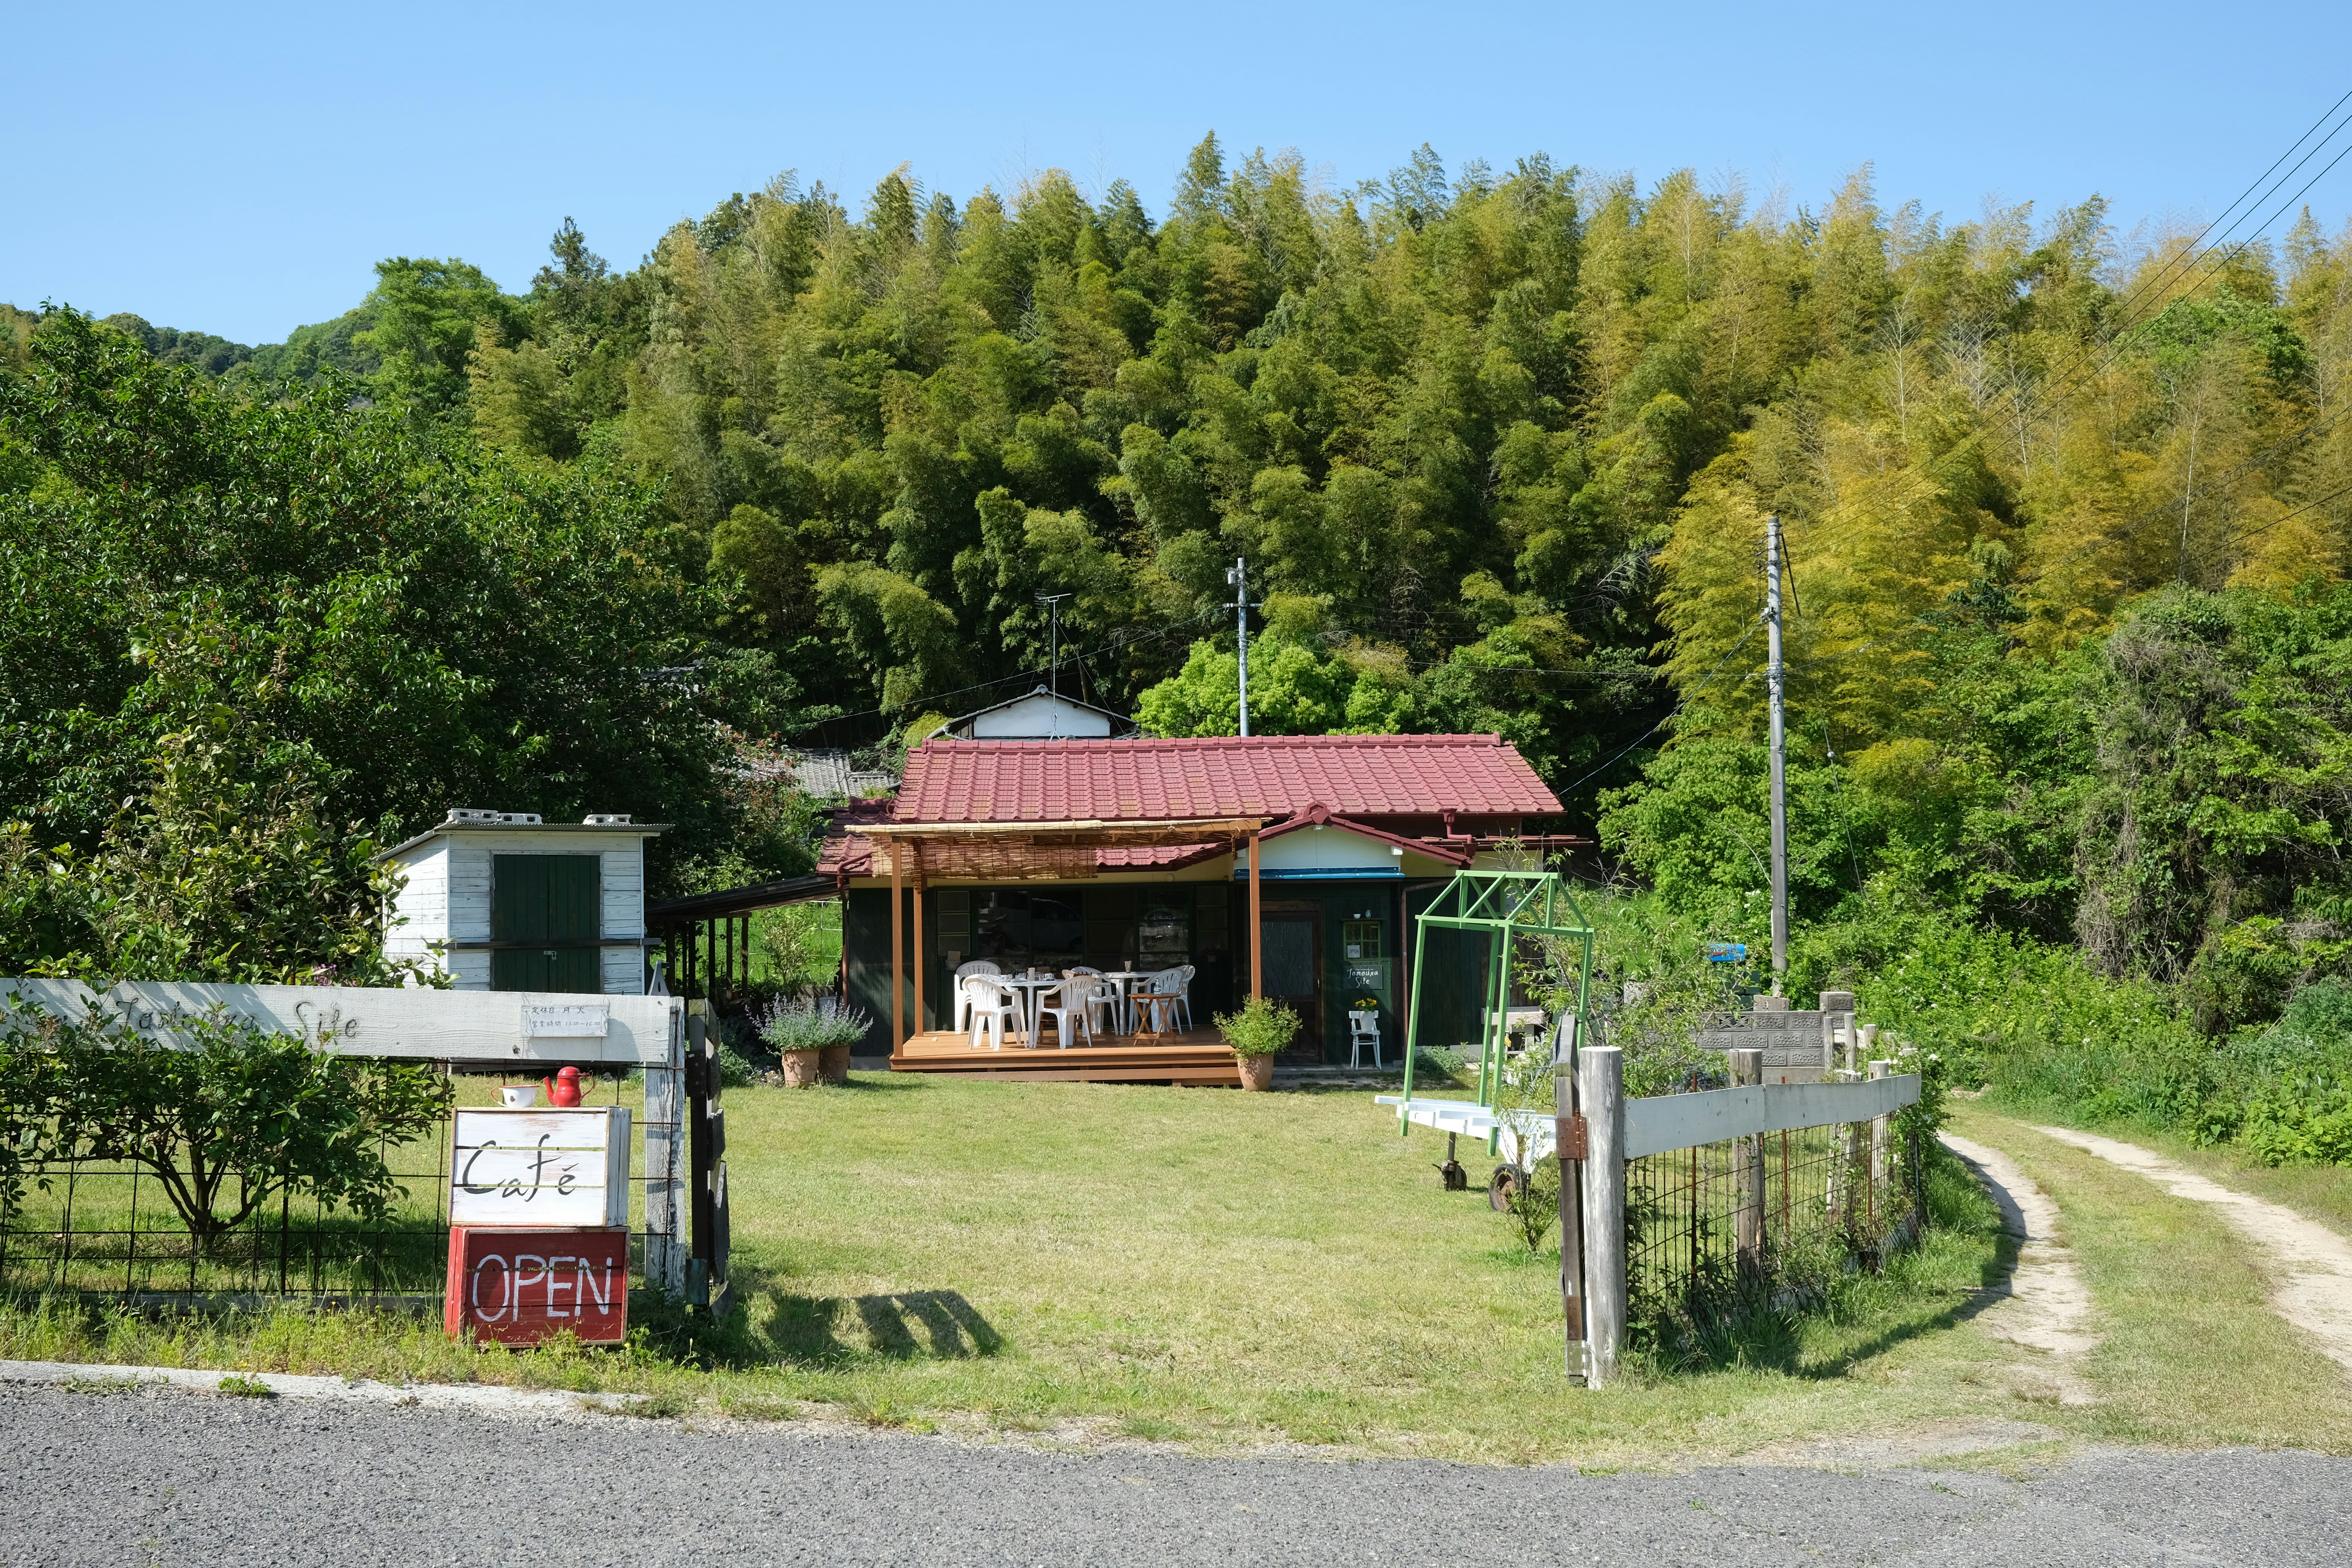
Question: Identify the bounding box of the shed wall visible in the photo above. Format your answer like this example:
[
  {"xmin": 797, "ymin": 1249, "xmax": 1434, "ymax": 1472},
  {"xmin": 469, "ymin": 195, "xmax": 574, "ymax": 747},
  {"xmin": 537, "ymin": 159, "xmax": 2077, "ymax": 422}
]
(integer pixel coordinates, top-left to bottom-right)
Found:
[{"xmin": 382, "ymin": 830, "xmax": 652, "ymax": 994}]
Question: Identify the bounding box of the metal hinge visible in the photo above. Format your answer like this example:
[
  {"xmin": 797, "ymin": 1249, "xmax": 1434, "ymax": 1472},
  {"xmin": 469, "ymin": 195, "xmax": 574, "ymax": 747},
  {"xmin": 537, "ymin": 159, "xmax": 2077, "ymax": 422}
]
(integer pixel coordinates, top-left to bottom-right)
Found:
[{"xmin": 1557, "ymin": 1113, "xmax": 1589, "ymax": 1161}]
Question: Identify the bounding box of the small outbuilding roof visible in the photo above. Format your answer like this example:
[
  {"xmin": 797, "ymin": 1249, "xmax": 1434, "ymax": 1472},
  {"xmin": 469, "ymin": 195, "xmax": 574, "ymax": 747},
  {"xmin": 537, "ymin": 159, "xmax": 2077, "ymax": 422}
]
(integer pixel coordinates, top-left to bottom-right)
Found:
[
  {"xmin": 931, "ymin": 685, "xmax": 1133, "ymax": 740},
  {"xmin": 372, "ymin": 809, "xmax": 669, "ymax": 863},
  {"xmin": 892, "ymin": 733, "xmax": 1560, "ymax": 825}
]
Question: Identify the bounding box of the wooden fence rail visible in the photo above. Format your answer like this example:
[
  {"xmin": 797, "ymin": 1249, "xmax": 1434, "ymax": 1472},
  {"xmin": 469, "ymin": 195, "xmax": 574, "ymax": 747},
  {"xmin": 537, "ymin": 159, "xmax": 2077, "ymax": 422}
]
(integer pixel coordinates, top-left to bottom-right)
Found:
[{"xmin": 0, "ymin": 979, "xmax": 689, "ymax": 1295}]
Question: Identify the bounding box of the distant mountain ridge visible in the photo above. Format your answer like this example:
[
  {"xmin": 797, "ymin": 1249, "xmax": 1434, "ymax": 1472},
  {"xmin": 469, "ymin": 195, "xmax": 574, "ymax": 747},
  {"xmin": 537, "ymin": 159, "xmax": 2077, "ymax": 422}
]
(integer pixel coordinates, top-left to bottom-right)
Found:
[{"xmin": 0, "ymin": 302, "xmax": 381, "ymax": 384}]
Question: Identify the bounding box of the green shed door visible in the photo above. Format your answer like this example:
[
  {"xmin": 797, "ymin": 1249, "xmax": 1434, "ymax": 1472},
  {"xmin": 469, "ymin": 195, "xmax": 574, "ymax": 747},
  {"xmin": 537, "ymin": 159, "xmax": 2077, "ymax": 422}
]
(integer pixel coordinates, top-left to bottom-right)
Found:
[{"xmin": 490, "ymin": 854, "xmax": 603, "ymax": 993}]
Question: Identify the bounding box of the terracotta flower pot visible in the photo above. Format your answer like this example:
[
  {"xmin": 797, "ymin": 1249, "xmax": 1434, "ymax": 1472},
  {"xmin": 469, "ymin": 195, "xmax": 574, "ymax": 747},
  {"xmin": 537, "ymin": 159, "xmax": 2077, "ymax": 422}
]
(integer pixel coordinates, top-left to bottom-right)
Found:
[
  {"xmin": 818, "ymin": 1043, "xmax": 852, "ymax": 1085},
  {"xmin": 781, "ymin": 1047, "xmax": 821, "ymax": 1088},
  {"xmin": 1236, "ymin": 1055, "xmax": 1275, "ymax": 1091}
]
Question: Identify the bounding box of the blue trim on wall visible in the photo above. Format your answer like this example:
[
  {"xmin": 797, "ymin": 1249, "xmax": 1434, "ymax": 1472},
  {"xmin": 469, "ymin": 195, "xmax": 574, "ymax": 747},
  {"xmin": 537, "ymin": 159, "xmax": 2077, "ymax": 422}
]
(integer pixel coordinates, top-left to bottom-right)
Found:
[{"xmin": 1231, "ymin": 867, "xmax": 1403, "ymax": 880}]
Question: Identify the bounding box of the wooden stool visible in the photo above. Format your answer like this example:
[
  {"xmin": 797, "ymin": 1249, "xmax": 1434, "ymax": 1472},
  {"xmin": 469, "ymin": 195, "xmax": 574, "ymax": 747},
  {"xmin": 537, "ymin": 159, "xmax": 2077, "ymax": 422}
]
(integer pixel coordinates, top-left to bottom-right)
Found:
[{"xmin": 1131, "ymin": 991, "xmax": 1178, "ymax": 1043}]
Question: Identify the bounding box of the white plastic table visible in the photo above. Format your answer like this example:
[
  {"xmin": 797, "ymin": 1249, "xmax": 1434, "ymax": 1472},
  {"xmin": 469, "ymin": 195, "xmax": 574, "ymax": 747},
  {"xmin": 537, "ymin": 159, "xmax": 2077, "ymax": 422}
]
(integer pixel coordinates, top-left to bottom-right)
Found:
[{"xmin": 998, "ymin": 975, "xmax": 1062, "ymax": 1046}]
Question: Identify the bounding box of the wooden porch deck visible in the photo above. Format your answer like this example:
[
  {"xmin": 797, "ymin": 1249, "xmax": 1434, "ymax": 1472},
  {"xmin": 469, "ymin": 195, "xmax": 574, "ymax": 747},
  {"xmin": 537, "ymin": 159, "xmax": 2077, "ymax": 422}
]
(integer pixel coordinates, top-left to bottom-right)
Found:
[{"xmin": 889, "ymin": 1026, "xmax": 1243, "ymax": 1085}]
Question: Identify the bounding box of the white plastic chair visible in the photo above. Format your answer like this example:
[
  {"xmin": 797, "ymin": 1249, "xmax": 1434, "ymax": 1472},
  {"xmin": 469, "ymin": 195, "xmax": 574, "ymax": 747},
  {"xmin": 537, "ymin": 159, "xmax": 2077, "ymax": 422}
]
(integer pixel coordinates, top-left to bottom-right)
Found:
[
  {"xmin": 1072, "ymin": 976, "xmax": 1122, "ymax": 1035},
  {"xmin": 1033, "ymin": 980, "xmax": 1096, "ymax": 1050},
  {"xmin": 1141, "ymin": 967, "xmax": 1191, "ymax": 1034},
  {"xmin": 1348, "ymin": 1009, "xmax": 1383, "ymax": 1069},
  {"xmin": 963, "ymin": 975, "xmax": 1020, "ymax": 1051},
  {"xmin": 953, "ymin": 960, "xmax": 1003, "ymax": 1034}
]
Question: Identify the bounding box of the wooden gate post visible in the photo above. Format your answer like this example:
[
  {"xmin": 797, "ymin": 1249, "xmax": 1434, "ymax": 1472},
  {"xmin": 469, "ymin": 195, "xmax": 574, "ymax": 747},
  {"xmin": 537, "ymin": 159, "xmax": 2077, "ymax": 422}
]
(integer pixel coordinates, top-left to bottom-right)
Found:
[
  {"xmin": 685, "ymin": 1016, "xmax": 732, "ymax": 1314},
  {"xmin": 1554, "ymin": 1019, "xmax": 1585, "ymax": 1378},
  {"xmin": 1578, "ymin": 1044, "xmax": 1625, "ymax": 1389},
  {"xmin": 1731, "ymin": 1047, "xmax": 1765, "ymax": 1277},
  {"xmin": 642, "ymin": 1001, "xmax": 688, "ymax": 1294}
]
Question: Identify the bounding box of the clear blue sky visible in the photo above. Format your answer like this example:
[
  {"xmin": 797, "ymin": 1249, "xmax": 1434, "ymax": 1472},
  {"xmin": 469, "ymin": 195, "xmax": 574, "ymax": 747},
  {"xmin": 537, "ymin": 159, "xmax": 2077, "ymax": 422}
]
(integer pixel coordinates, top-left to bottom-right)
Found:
[{"xmin": 8, "ymin": 2, "xmax": 2352, "ymax": 346}]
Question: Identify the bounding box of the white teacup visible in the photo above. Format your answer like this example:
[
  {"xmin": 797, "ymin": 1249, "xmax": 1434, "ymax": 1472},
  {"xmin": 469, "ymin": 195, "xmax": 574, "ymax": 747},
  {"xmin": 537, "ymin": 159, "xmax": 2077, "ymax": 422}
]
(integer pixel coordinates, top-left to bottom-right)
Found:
[{"xmin": 499, "ymin": 1084, "xmax": 540, "ymax": 1108}]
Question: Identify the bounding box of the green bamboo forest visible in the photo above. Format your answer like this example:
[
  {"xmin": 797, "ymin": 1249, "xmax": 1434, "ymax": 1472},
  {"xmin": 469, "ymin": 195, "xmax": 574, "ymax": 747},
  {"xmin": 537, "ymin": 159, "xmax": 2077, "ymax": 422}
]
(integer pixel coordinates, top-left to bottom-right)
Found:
[{"xmin": 11, "ymin": 134, "xmax": 2352, "ymax": 1161}]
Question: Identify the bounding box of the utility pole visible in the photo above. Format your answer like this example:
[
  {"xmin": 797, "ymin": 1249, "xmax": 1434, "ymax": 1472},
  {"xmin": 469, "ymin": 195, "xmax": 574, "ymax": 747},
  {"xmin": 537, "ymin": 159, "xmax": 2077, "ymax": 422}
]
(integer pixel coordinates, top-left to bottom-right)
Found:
[
  {"xmin": 1224, "ymin": 559, "xmax": 1259, "ymax": 738},
  {"xmin": 1764, "ymin": 513, "xmax": 1789, "ymax": 992},
  {"xmin": 1035, "ymin": 593, "xmax": 1070, "ymax": 697}
]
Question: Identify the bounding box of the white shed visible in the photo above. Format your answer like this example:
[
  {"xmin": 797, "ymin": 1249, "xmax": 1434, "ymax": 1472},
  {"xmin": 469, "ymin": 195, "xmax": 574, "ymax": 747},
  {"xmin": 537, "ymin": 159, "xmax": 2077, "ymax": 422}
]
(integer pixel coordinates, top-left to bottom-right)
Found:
[
  {"xmin": 931, "ymin": 686, "xmax": 1130, "ymax": 740},
  {"xmin": 375, "ymin": 809, "xmax": 670, "ymax": 994}
]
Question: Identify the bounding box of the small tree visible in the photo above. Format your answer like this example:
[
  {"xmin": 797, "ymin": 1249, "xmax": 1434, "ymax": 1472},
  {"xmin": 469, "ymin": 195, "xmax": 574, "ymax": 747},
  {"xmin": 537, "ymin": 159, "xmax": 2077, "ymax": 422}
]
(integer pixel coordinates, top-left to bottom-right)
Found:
[{"xmin": 12, "ymin": 1004, "xmax": 451, "ymax": 1248}]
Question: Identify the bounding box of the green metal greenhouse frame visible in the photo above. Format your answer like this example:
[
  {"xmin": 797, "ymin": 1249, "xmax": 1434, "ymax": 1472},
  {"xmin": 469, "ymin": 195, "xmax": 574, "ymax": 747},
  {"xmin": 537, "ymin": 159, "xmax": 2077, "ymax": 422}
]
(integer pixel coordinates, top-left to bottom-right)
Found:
[{"xmin": 1396, "ymin": 869, "xmax": 1596, "ymax": 1138}]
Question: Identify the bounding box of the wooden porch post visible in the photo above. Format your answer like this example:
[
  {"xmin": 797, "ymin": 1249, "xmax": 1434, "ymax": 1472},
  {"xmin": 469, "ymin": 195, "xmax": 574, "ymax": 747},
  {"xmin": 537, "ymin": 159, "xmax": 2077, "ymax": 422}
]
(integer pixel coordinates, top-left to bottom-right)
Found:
[
  {"xmin": 890, "ymin": 847, "xmax": 905, "ymax": 1047},
  {"xmin": 1395, "ymin": 882, "xmax": 1410, "ymax": 1044},
  {"xmin": 911, "ymin": 843, "xmax": 926, "ymax": 1040},
  {"xmin": 1248, "ymin": 828, "xmax": 1263, "ymax": 1000}
]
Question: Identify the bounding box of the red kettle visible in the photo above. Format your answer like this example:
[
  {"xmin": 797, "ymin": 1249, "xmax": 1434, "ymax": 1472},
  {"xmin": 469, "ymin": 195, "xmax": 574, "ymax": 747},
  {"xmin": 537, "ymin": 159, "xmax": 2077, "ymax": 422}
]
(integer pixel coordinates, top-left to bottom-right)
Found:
[{"xmin": 542, "ymin": 1064, "xmax": 585, "ymax": 1107}]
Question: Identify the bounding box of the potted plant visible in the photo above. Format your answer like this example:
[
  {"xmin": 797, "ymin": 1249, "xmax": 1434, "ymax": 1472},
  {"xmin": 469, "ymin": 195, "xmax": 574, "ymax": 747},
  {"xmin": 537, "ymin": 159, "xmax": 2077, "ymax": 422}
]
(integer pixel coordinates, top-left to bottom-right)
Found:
[
  {"xmin": 1214, "ymin": 996, "xmax": 1300, "ymax": 1091},
  {"xmin": 759, "ymin": 998, "xmax": 863, "ymax": 1088},
  {"xmin": 816, "ymin": 1000, "xmax": 869, "ymax": 1084}
]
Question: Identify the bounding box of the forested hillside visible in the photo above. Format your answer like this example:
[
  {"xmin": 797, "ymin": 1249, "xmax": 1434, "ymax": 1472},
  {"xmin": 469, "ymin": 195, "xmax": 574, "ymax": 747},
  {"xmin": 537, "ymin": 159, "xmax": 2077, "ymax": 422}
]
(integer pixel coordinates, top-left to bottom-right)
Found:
[{"xmin": 17, "ymin": 134, "xmax": 2352, "ymax": 1152}]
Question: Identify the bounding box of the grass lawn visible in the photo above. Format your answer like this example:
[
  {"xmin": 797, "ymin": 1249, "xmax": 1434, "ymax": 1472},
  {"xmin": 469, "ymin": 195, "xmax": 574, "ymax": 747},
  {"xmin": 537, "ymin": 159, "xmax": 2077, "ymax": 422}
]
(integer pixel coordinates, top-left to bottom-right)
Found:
[{"xmin": 17, "ymin": 1078, "xmax": 2343, "ymax": 1465}]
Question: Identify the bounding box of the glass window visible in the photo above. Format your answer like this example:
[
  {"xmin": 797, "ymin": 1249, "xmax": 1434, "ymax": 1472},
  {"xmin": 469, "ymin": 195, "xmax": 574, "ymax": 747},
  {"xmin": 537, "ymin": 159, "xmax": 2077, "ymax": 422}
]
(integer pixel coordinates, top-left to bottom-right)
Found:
[
  {"xmin": 972, "ymin": 889, "xmax": 1084, "ymax": 972},
  {"xmin": 1138, "ymin": 890, "xmax": 1191, "ymax": 966}
]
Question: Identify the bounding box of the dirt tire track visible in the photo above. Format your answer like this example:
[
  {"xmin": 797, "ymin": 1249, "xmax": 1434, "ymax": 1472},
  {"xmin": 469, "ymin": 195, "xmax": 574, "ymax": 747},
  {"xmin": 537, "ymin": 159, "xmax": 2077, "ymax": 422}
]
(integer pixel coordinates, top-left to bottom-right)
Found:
[
  {"xmin": 1942, "ymin": 1133, "xmax": 2098, "ymax": 1406},
  {"xmin": 2032, "ymin": 1125, "xmax": 2352, "ymax": 1377}
]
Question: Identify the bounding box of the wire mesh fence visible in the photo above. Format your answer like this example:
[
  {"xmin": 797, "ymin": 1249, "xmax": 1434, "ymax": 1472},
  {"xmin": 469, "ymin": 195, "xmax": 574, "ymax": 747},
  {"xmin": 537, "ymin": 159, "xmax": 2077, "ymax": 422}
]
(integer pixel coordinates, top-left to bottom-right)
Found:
[
  {"xmin": 1626, "ymin": 1110, "xmax": 1919, "ymax": 1348},
  {"xmin": 1, "ymin": 1071, "xmax": 656, "ymax": 1310}
]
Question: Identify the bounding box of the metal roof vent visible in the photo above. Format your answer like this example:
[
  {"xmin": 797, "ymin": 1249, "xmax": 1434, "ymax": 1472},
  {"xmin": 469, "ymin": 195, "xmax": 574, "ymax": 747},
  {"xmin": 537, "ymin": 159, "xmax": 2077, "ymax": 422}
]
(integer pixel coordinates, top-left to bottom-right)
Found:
[
  {"xmin": 445, "ymin": 808, "xmax": 542, "ymax": 825},
  {"xmin": 583, "ymin": 813, "xmax": 632, "ymax": 825}
]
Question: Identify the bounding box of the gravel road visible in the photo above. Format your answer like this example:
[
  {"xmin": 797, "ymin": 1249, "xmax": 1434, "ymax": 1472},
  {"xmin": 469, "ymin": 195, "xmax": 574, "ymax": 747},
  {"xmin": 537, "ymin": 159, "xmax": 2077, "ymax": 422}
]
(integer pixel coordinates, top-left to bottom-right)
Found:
[{"xmin": 4, "ymin": 1382, "xmax": 2347, "ymax": 1566}]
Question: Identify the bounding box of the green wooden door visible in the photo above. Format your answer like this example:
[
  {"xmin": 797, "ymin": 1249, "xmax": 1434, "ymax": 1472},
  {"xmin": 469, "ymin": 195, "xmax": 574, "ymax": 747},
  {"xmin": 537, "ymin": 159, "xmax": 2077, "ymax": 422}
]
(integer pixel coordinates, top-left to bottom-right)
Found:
[{"xmin": 490, "ymin": 854, "xmax": 602, "ymax": 992}]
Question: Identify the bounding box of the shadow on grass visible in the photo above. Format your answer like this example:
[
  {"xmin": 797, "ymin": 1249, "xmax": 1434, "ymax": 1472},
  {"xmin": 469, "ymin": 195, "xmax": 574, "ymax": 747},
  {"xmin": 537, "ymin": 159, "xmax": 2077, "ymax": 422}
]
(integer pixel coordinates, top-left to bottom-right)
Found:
[{"xmin": 736, "ymin": 1276, "xmax": 1003, "ymax": 1368}]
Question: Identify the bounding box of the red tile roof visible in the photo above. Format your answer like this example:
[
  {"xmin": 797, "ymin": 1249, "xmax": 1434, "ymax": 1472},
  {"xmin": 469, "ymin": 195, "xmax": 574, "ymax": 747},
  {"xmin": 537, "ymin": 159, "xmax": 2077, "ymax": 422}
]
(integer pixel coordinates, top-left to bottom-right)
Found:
[
  {"xmin": 815, "ymin": 799, "xmax": 894, "ymax": 878},
  {"xmin": 893, "ymin": 734, "xmax": 1560, "ymax": 824}
]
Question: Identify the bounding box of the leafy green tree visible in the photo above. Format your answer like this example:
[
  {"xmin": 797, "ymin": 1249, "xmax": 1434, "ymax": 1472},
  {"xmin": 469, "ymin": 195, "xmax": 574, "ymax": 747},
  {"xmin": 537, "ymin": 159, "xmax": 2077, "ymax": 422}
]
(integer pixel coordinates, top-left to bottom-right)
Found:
[
  {"xmin": 355, "ymin": 257, "xmax": 528, "ymax": 420},
  {"xmin": 0, "ymin": 308, "xmax": 798, "ymax": 951},
  {"xmin": 5, "ymin": 1003, "xmax": 450, "ymax": 1247}
]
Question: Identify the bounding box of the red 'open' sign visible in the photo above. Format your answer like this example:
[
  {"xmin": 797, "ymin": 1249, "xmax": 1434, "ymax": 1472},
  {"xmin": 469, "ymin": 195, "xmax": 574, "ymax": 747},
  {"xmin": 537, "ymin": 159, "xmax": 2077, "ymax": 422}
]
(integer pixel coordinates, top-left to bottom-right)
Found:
[{"xmin": 444, "ymin": 1226, "xmax": 629, "ymax": 1345}]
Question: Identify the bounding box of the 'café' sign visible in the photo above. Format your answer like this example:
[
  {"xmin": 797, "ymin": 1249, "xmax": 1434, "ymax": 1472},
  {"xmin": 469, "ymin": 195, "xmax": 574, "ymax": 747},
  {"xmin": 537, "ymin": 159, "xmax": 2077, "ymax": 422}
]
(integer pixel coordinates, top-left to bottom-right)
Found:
[{"xmin": 449, "ymin": 1109, "xmax": 631, "ymax": 1230}]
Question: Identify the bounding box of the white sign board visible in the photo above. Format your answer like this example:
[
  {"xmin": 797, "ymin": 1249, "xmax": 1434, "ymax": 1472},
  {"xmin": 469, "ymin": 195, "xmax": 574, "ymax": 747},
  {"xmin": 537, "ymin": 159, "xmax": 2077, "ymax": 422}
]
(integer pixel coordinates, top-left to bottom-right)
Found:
[
  {"xmin": 451, "ymin": 1108, "xmax": 631, "ymax": 1228},
  {"xmin": 522, "ymin": 1003, "xmax": 610, "ymax": 1039}
]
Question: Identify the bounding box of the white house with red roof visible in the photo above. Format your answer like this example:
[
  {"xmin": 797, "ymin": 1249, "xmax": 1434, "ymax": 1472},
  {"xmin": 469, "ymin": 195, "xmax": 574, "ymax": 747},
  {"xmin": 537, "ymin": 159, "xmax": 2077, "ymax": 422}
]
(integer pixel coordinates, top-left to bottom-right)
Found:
[{"xmin": 816, "ymin": 733, "xmax": 1576, "ymax": 1072}]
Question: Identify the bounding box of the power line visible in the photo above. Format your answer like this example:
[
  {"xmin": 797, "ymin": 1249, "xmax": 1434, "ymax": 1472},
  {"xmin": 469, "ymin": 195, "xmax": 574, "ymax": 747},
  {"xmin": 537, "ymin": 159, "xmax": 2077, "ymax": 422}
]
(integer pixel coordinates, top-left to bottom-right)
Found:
[
  {"xmin": 1553, "ymin": 615, "xmax": 1764, "ymax": 798},
  {"xmin": 1793, "ymin": 94, "xmax": 2352, "ymax": 569},
  {"xmin": 2219, "ymin": 473, "xmax": 2352, "ymax": 551},
  {"xmin": 822, "ymin": 607, "xmax": 1222, "ymax": 724}
]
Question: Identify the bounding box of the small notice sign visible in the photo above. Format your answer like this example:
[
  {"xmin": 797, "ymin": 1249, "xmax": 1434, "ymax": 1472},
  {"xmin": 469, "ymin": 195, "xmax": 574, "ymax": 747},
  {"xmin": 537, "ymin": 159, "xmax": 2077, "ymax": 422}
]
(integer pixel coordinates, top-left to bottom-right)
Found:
[
  {"xmin": 522, "ymin": 1003, "xmax": 610, "ymax": 1038},
  {"xmin": 450, "ymin": 1109, "xmax": 630, "ymax": 1229},
  {"xmin": 444, "ymin": 1225, "xmax": 629, "ymax": 1345}
]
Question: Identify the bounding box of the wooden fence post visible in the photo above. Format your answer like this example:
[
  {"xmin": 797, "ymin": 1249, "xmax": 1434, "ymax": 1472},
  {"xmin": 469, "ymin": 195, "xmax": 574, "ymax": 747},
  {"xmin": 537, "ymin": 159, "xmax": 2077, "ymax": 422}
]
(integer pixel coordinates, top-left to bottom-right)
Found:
[
  {"xmin": 642, "ymin": 1001, "xmax": 687, "ymax": 1294},
  {"xmin": 1578, "ymin": 1044, "xmax": 1625, "ymax": 1389},
  {"xmin": 1731, "ymin": 1047, "xmax": 1764, "ymax": 1277},
  {"xmin": 1868, "ymin": 1058, "xmax": 1892, "ymax": 1194}
]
